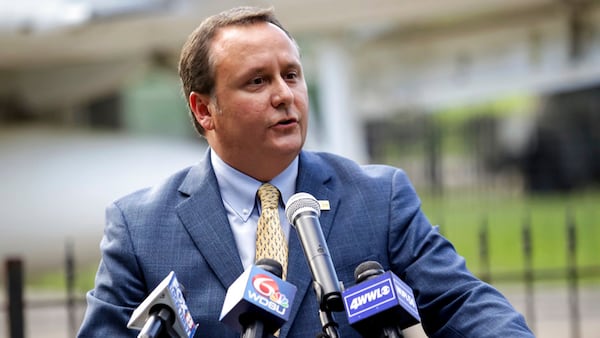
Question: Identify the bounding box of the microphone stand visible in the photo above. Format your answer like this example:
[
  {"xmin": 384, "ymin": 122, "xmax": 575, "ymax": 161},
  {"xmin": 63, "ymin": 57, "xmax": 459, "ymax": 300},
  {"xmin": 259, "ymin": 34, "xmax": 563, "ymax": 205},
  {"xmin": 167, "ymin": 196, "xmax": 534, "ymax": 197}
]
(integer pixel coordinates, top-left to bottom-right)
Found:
[
  {"xmin": 241, "ymin": 320, "xmax": 265, "ymax": 338},
  {"xmin": 381, "ymin": 327, "xmax": 404, "ymax": 338},
  {"xmin": 138, "ymin": 307, "xmax": 177, "ymax": 338},
  {"xmin": 312, "ymin": 281, "xmax": 340, "ymax": 338},
  {"xmin": 240, "ymin": 316, "xmax": 277, "ymax": 338}
]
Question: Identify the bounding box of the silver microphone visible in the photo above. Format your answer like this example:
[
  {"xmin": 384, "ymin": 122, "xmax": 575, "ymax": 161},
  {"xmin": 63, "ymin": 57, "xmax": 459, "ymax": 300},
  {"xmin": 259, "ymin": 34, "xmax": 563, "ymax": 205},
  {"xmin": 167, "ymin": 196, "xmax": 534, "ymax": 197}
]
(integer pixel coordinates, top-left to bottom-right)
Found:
[{"xmin": 285, "ymin": 192, "xmax": 343, "ymax": 312}]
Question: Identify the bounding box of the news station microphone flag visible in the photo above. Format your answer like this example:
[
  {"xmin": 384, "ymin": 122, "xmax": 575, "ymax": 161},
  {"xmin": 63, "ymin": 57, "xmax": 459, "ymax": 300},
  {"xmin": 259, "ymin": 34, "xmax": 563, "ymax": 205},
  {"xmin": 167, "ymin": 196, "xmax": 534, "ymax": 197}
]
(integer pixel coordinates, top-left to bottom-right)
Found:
[
  {"xmin": 342, "ymin": 261, "xmax": 420, "ymax": 337},
  {"xmin": 127, "ymin": 271, "xmax": 198, "ymax": 338},
  {"xmin": 220, "ymin": 259, "xmax": 297, "ymax": 337}
]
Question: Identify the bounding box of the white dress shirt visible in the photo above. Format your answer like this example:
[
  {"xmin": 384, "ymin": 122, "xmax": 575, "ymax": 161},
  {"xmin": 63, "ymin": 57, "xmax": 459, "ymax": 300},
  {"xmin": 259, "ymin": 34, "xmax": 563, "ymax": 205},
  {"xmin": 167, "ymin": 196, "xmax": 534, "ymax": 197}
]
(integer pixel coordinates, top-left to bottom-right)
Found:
[{"xmin": 210, "ymin": 149, "xmax": 298, "ymax": 270}]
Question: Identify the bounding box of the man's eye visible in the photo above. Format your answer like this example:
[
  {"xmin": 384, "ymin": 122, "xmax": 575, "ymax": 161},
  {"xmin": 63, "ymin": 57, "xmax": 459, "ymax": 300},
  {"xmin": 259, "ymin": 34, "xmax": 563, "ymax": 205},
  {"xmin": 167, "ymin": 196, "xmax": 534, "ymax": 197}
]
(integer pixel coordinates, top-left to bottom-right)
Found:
[
  {"xmin": 251, "ymin": 77, "xmax": 265, "ymax": 85},
  {"xmin": 286, "ymin": 72, "xmax": 298, "ymax": 80}
]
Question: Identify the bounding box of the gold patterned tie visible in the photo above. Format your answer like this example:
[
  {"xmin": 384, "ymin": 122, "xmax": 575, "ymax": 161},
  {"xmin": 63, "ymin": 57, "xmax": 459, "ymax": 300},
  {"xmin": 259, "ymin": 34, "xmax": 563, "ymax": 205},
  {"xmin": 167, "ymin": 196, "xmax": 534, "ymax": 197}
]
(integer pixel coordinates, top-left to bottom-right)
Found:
[{"xmin": 255, "ymin": 183, "xmax": 288, "ymax": 280}]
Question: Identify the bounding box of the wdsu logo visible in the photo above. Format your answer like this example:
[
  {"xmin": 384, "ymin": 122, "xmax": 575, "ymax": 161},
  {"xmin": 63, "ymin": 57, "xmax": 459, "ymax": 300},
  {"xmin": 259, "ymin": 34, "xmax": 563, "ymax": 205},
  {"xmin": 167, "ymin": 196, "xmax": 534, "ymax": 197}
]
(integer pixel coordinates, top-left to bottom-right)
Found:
[{"xmin": 248, "ymin": 274, "xmax": 290, "ymax": 315}]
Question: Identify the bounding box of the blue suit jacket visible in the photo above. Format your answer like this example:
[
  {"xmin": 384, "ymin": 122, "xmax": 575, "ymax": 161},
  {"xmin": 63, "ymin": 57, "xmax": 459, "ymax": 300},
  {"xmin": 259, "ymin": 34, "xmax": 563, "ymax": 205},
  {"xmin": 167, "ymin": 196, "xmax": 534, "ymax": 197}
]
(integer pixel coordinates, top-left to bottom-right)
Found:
[{"xmin": 78, "ymin": 150, "xmax": 533, "ymax": 337}]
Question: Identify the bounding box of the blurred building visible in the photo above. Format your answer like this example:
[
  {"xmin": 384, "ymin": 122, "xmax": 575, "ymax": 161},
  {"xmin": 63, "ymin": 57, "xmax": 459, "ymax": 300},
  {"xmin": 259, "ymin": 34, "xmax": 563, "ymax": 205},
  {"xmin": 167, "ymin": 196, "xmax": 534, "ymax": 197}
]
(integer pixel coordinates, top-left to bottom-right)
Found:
[{"xmin": 1, "ymin": 0, "xmax": 600, "ymax": 271}]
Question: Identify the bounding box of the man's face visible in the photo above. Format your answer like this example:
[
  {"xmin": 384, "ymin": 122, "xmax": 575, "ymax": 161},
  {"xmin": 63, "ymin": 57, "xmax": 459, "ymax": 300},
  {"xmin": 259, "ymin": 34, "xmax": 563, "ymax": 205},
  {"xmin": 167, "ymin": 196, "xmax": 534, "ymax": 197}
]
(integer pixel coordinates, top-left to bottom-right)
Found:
[{"xmin": 199, "ymin": 22, "xmax": 309, "ymax": 177}]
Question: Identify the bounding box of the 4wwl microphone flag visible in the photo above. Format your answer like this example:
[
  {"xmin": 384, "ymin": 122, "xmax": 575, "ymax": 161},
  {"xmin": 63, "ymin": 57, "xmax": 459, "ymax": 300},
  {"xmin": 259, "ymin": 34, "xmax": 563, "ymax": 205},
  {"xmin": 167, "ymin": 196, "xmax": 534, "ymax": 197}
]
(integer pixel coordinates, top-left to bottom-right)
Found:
[{"xmin": 342, "ymin": 271, "xmax": 420, "ymax": 331}]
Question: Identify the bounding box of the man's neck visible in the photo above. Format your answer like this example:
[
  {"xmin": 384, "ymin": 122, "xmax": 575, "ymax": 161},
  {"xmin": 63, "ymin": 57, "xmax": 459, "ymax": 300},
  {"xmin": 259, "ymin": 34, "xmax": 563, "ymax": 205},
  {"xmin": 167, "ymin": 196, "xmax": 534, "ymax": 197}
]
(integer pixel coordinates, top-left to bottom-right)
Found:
[{"xmin": 215, "ymin": 150, "xmax": 299, "ymax": 182}]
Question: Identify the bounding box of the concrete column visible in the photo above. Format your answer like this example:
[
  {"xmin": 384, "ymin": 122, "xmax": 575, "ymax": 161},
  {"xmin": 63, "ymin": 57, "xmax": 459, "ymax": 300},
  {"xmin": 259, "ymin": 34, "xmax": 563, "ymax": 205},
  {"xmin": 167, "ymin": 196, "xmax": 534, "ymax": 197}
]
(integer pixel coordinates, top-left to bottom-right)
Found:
[{"xmin": 314, "ymin": 40, "xmax": 368, "ymax": 164}]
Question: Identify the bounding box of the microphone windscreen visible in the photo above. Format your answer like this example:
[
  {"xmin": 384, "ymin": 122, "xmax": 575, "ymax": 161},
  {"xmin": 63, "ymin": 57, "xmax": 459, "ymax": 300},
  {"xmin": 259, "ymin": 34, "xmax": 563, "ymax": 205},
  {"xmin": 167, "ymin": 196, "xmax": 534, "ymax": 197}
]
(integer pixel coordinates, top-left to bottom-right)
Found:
[
  {"xmin": 354, "ymin": 261, "xmax": 385, "ymax": 283},
  {"xmin": 256, "ymin": 258, "xmax": 283, "ymax": 279},
  {"xmin": 285, "ymin": 192, "xmax": 320, "ymax": 224}
]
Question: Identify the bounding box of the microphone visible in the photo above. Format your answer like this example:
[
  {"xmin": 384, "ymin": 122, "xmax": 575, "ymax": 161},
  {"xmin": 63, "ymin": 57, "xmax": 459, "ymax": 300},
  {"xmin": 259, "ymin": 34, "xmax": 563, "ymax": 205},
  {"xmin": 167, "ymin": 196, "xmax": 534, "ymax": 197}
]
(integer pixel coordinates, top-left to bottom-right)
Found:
[
  {"xmin": 285, "ymin": 192, "xmax": 344, "ymax": 312},
  {"xmin": 220, "ymin": 258, "xmax": 297, "ymax": 337},
  {"xmin": 342, "ymin": 261, "xmax": 420, "ymax": 338},
  {"xmin": 127, "ymin": 271, "xmax": 198, "ymax": 338}
]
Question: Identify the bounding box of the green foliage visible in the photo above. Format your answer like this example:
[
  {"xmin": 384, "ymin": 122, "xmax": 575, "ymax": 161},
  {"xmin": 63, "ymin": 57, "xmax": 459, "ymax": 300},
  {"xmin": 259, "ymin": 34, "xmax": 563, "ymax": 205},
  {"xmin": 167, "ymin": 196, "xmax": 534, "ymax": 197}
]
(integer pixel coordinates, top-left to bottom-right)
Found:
[
  {"xmin": 419, "ymin": 189, "xmax": 600, "ymax": 281},
  {"xmin": 434, "ymin": 94, "xmax": 535, "ymax": 124},
  {"xmin": 122, "ymin": 69, "xmax": 193, "ymax": 138},
  {"xmin": 27, "ymin": 263, "xmax": 98, "ymax": 293},
  {"xmin": 26, "ymin": 190, "xmax": 600, "ymax": 291}
]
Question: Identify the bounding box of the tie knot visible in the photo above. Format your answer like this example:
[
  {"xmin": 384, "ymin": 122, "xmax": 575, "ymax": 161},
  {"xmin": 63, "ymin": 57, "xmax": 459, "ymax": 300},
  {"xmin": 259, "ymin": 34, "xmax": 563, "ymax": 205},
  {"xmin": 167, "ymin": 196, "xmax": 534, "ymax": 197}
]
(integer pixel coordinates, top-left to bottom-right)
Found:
[{"xmin": 258, "ymin": 183, "xmax": 280, "ymax": 210}]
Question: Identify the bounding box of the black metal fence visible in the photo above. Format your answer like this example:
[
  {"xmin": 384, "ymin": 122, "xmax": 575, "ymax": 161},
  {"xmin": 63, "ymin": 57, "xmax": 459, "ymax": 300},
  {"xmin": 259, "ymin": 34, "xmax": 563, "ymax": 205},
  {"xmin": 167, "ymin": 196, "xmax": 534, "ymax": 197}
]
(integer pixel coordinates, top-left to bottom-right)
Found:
[
  {"xmin": 3, "ymin": 213, "xmax": 600, "ymax": 338},
  {"xmin": 2, "ymin": 241, "xmax": 85, "ymax": 338},
  {"xmin": 361, "ymin": 88, "xmax": 600, "ymax": 336},
  {"xmin": 474, "ymin": 209, "xmax": 600, "ymax": 338}
]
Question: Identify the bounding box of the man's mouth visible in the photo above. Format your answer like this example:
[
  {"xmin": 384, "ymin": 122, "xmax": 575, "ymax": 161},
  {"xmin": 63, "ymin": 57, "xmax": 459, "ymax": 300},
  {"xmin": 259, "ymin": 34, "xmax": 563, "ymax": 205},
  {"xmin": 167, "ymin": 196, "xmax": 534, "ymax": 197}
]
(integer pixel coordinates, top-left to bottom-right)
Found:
[{"xmin": 277, "ymin": 118, "xmax": 297, "ymax": 126}]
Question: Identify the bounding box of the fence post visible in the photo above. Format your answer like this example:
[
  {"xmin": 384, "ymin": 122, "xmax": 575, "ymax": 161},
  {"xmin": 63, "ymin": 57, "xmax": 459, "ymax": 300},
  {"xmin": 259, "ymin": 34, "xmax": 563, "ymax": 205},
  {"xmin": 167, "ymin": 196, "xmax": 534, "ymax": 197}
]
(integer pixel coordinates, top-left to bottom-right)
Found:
[
  {"xmin": 65, "ymin": 239, "xmax": 77, "ymax": 337},
  {"xmin": 5, "ymin": 257, "xmax": 25, "ymax": 338},
  {"xmin": 566, "ymin": 208, "xmax": 580, "ymax": 338},
  {"xmin": 521, "ymin": 214, "xmax": 535, "ymax": 334},
  {"xmin": 478, "ymin": 216, "xmax": 491, "ymax": 283},
  {"xmin": 425, "ymin": 115, "xmax": 443, "ymax": 197}
]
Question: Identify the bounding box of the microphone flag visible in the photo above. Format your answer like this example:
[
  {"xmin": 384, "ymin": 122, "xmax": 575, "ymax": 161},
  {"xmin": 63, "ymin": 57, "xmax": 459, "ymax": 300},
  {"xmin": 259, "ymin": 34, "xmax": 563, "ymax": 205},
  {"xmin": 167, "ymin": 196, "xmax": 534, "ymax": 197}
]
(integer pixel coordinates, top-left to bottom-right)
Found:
[
  {"xmin": 127, "ymin": 271, "xmax": 198, "ymax": 338},
  {"xmin": 220, "ymin": 265, "xmax": 297, "ymax": 333},
  {"xmin": 342, "ymin": 271, "xmax": 420, "ymax": 330}
]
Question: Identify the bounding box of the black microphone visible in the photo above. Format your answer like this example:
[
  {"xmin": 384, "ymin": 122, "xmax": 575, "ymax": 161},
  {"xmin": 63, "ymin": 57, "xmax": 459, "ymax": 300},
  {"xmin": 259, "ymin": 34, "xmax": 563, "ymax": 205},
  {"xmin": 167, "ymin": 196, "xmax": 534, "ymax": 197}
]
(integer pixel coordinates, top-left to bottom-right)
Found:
[
  {"xmin": 342, "ymin": 261, "xmax": 420, "ymax": 338},
  {"xmin": 220, "ymin": 258, "xmax": 297, "ymax": 338},
  {"xmin": 285, "ymin": 192, "xmax": 344, "ymax": 312},
  {"xmin": 127, "ymin": 271, "xmax": 198, "ymax": 338}
]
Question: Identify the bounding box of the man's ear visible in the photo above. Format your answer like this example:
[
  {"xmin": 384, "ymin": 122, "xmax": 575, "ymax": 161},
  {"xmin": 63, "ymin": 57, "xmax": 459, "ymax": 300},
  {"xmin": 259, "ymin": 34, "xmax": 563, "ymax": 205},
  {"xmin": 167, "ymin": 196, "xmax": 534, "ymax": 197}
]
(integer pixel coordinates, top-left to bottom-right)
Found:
[{"xmin": 189, "ymin": 91, "xmax": 215, "ymax": 131}]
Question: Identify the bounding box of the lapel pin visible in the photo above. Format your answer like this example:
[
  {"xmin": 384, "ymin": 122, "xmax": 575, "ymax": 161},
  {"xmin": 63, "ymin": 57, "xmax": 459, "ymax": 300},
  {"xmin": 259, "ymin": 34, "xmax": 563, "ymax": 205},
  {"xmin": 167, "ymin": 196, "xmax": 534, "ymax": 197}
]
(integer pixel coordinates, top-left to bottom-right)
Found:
[{"xmin": 318, "ymin": 200, "xmax": 330, "ymax": 211}]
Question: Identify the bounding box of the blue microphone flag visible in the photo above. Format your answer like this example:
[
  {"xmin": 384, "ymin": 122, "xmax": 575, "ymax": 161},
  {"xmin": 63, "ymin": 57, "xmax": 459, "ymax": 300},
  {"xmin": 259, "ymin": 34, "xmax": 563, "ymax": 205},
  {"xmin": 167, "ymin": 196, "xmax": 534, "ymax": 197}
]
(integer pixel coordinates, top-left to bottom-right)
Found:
[
  {"xmin": 220, "ymin": 265, "xmax": 297, "ymax": 333},
  {"xmin": 343, "ymin": 271, "xmax": 420, "ymax": 329}
]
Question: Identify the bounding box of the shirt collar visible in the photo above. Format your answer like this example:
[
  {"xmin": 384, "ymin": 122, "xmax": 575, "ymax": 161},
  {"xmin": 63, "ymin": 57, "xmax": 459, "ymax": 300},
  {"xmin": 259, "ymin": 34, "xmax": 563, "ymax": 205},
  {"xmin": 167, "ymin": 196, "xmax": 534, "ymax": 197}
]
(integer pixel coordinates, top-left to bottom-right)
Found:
[
  {"xmin": 270, "ymin": 157, "xmax": 298, "ymax": 213},
  {"xmin": 211, "ymin": 149, "xmax": 298, "ymax": 221}
]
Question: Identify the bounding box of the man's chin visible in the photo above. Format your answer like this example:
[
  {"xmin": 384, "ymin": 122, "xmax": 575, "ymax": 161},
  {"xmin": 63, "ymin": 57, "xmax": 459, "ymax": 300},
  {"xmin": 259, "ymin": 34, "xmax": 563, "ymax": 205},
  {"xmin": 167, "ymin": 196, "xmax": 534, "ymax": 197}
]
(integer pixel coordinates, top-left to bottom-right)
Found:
[
  {"xmin": 271, "ymin": 144, "xmax": 302, "ymax": 159},
  {"xmin": 272, "ymin": 136, "xmax": 304, "ymax": 153}
]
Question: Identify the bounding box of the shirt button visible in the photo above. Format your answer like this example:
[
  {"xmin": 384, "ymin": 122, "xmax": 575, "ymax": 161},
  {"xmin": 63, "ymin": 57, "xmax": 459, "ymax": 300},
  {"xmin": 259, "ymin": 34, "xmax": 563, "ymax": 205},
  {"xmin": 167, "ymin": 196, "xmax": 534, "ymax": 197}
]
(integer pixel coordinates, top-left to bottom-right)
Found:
[{"xmin": 242, "ymin": 208, "xmax": 250, "ymax": 215}]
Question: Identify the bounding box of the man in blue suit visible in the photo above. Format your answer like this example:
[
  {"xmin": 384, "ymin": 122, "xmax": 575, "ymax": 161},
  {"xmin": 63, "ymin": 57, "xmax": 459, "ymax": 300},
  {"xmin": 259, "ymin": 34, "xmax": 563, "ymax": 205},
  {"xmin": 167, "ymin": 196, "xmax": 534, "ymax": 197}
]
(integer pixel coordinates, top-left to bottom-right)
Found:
[{"xmin": 78, "ymin": 6, "xmax": 534, "ymax": 337}]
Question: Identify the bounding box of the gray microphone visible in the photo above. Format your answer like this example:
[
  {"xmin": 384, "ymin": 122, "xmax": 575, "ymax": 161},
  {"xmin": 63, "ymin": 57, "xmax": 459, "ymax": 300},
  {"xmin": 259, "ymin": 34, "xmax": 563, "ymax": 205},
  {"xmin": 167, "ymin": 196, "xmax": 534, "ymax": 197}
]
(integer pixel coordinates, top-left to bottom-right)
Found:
[{"xmin": 285, "ymin": 192, "xmax": 344, "ymax": 312}]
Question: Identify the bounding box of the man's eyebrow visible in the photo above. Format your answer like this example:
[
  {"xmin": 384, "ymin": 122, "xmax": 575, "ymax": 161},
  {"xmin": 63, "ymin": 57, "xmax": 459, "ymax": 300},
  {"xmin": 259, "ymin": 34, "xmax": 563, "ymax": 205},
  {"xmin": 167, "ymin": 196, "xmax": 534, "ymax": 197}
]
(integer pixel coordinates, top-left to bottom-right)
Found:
[
  {"xmin": 238, "ymin": 62, "xmax": 301, "ymax": 78},
  {"xmin": 284, "ymin": 60, "xmax": 302, "ymax": 69},
  {"xmin": 237, "ymin": 66, "xmax": 267, "ymax": 79}
]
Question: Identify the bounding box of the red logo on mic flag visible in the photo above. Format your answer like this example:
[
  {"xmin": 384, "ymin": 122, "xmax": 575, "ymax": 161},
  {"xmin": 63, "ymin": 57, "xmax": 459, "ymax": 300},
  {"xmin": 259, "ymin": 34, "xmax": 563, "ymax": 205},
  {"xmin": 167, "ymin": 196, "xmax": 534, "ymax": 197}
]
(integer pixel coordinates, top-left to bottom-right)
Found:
[{"xmin": 252, "ymin": 274, "xmax": 289, "ymax": 308}]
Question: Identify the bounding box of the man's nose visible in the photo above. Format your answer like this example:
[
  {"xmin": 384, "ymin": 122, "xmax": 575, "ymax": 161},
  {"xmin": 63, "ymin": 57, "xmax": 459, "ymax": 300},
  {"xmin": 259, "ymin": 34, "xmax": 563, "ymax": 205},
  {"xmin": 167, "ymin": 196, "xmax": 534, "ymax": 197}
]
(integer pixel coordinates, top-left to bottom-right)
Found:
[{"xmin": 271, "ymin": 77, "xmax": 294, "ymax": 109}]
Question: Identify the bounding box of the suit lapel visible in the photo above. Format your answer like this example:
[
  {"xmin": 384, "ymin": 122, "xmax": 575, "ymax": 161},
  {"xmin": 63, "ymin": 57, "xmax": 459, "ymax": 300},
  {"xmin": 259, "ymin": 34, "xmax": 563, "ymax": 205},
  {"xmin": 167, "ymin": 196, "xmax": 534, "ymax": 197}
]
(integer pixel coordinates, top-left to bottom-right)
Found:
[
  {"xmin": 281, "ymin": 151, "xmax": 341, "ymax": 336},
  {"xmin": 175, "ymin": 150, "xmax": 341, "ymax": 336},
  {"xmin": 176, "ymin": 152, "xmax": 244, "ymax": 289}
]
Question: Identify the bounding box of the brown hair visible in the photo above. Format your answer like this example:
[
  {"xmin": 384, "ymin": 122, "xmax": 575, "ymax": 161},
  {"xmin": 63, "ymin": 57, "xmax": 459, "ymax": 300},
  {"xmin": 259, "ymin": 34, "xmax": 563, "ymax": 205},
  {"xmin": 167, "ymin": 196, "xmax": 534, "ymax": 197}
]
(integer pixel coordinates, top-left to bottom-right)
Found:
[{"xmin": 178, "ymin": 6, "xmax": 295, "ymax": 135}]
